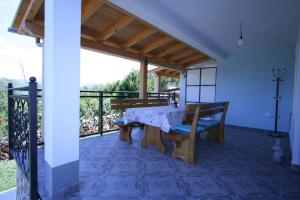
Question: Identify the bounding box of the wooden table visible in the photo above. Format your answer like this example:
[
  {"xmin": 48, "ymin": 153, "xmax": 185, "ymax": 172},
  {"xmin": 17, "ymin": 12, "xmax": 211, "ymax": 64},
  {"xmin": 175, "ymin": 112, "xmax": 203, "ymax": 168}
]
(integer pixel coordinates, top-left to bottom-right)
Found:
[{"xmin": 123, "ymin": 106, "xmax": 185, "ymax": 153}]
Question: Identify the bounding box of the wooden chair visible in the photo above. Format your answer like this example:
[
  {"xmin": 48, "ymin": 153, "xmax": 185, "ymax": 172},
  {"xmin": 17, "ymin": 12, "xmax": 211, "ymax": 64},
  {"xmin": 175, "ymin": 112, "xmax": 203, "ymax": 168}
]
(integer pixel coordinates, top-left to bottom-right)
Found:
[
  {"xmin": 111, "ymin": 98, "xmax": 169, "ymax": 144},
  {"xmin": 164, "ymin": 104, "xmax": 205, "ymax": 164}
]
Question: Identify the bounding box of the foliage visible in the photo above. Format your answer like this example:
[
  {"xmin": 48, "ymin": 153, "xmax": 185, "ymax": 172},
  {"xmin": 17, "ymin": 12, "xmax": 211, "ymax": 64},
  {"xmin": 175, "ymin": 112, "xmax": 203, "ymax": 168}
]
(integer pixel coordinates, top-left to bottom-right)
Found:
[
  {"xmin": 0, "ymin": 78, "xmax": 11, "ymax": 139},
  {"xmin": 98, "ymin": 69, "xmax": 178, "ymax": 93},
  {"xmin": 0, "ymin": 78, "xmax": 43, "ymax": 140},
  {"xmin": 104, "ymin": 70, "xmax": 141, "ymax": 92},
  {"xmin": 0, "ymin": 69, "xmax": 179, "ymax": 138},
  {"xmin": 160, "ymin": 76, "xmax": 179, "ymax": 91},
  {"xmin": 0, "ymin": 160, "xmax": 16, "ymax": 192}
]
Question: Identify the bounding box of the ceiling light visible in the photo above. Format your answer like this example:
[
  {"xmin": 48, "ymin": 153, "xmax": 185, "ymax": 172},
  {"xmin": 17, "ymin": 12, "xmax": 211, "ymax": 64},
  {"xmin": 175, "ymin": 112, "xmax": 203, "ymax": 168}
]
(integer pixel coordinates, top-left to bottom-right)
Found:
[{"xmin": 238, "ymin": 22, "xmax": 243, "ymax": 46}]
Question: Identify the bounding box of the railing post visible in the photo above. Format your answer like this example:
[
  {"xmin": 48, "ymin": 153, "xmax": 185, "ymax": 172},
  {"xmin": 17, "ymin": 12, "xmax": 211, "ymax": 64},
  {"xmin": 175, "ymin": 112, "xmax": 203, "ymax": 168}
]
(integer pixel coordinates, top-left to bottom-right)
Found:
[
  {"xmin": 28, "ymin": 77, "xmax": 38, "ymax": 200},
  {"xmin": 7, "ymin": 83, "xmax": 13, "ymax": 160},
  {"xmin": 173, "ymin": 92, "xmax": 176, "ymax": 102},
  {"xmin": 98, "ymin": 91, "xmax": 103, "ymax": 135}
]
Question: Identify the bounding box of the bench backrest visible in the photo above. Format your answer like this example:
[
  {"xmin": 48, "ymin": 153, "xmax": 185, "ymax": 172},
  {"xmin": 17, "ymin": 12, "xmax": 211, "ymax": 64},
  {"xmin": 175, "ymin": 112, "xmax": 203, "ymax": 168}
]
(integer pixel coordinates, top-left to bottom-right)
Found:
[
  {"xmin": 174, "ymin": 106, "xmax": 201, "ymax": 141},
  {"xmin": 146, "ymin": 98, "xmax": 169, "ymax": 106},
  {"xmin": 180, "ymin": 102, "xmax": 229, "ymax": 141},
  {"xmin": 111, "ymin": 98, "xmax": 169, "ymax": 116},
  {"xmin": 183, "ymin": 102, "xmax": 229, "ymax": 124}
]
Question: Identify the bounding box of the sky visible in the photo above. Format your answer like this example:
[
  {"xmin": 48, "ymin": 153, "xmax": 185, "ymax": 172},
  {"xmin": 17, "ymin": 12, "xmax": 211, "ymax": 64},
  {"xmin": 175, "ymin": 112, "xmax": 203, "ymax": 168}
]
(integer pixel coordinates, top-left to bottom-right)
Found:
[{"xmin": 0, "ymin": 0, "xmax": 155, "ymax": 85}]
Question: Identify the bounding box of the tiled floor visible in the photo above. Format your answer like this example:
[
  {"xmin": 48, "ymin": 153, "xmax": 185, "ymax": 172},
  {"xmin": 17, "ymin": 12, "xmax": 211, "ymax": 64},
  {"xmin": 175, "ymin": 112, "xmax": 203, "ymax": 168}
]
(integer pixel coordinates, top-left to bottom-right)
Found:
[
  {"xmin": 39, "ymin": 126, "xmax": 300, "ymax": 200},
  {"xmin": 0, "ymin": 188, "xmax": 16, "ymax": 200}
]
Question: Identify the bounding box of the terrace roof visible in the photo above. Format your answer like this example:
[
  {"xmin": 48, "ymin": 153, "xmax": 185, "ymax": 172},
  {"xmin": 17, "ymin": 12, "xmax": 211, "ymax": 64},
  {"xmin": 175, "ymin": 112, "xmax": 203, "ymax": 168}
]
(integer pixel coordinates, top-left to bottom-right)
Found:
[
  {"xmin": 10, "ymin": 0, "xmax": 212, "ymax": 72},
  {"xmin": 150, "ymin": 67, "xmax": 180, "ymax": 79}
]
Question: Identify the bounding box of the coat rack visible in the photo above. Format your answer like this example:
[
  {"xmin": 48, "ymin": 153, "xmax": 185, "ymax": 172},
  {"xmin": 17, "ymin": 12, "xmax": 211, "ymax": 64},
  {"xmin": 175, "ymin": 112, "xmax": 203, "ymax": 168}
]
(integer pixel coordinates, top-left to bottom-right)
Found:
[{"xmin": 269, "ymin": 68, "xmax": 286, "ymax": 137}]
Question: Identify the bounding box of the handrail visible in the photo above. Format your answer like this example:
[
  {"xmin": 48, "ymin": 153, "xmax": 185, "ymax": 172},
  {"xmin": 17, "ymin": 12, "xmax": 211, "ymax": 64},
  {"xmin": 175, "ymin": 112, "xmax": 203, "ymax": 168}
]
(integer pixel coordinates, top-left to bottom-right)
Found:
[
  {"xmin": 8, "ymin": 77, "xmax": 38, "ymax": 200},
  {"xmin": 8, "ymin": 84, "xmax": 177, "ymax": 137}
]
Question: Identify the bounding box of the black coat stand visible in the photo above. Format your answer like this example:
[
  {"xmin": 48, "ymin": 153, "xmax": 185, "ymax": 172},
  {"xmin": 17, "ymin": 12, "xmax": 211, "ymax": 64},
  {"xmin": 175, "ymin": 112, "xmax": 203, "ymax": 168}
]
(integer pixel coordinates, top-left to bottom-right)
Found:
[{"xmin": 268, "ymin": 68, "xmax": 286, "ymax": 137}]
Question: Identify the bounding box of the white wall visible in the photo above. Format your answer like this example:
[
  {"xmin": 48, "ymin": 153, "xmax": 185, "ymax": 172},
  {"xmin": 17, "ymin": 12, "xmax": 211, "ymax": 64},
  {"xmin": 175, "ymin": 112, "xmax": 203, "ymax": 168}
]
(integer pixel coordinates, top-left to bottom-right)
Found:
[
  {"xmin": 180, "ymin": 48, "xmax": 295, "ymax": 132},
  {"xmin": 290, "ymin": 25, "xmax": 300, "ymax": 166}
]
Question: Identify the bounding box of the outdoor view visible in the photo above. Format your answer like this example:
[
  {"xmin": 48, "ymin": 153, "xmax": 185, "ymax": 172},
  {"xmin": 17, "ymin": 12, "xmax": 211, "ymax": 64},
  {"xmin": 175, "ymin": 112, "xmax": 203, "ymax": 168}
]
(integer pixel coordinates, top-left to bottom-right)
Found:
[
  {"xmin": 1, "ymin": 0, "xmax": 300, "ymax": 199},
  {"xmin": 0, "ymin": 0, "xmax": 178, "ymax": 193}
]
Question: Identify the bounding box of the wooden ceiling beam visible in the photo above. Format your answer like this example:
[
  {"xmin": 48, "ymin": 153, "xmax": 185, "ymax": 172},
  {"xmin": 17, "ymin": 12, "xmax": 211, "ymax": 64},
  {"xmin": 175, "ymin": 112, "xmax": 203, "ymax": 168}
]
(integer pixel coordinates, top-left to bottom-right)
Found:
[
  {"xmin": 27, "ymin": 0, "xmax": 43, "ymax": 21},
  {"xmin": 155, "ymin": 71, "xmax": 180, "ymax": 79},
  {"xmin": 169, "ymin": 49, "xmax": 195, "ymax": 62},
  {"xmin": 81, "ymin": 0, "xmax": 106, "ymax": 24},
  {"xmin": 28, "ymin": 23, "xmax": 141, "ymax": 56},
  {"xmin": 177, "ymin": 53, "xmax": 204, "ymax": 65},
  {"xmin": 150, "ymin": 66, "xmax": 181, "ymax": 73},
  {"xmin": 123, "ymin": 28, "xmax": 156, "ymax": 48},
  {"xmin": 169, "ymin": 70, "xmax": 178, "ymax": 76},
  {"xmin": 82, "ymin": 39, "xmax": 184, "ymax": 72},
  {"xmin": 143, "ymin": 36, "xmax": 173, "ymax": 53},
  {"xmin": 23, "ymin": 21, "xmax": 44, "ymax": 38},
  {"xmin": 21, "ymin": 21, "xmax": 184, "ymax": 72},
  {"xmin": 156, "ymin": 43, "xmax": 184, "ymax": 58},
  {"xmin": 17, "ymin": 0, "xmax": 35, "ymax": 33},
  {"xmin": 183, "ymin": 57, "xmax": 211, "ymax": 67},
  {"xmin": 98, "ymin": 15, "xmax": 134, "ymax": 41},
  {"xmin": 81, "ymin": 27, "xmax": 144, "ymax": 55}
]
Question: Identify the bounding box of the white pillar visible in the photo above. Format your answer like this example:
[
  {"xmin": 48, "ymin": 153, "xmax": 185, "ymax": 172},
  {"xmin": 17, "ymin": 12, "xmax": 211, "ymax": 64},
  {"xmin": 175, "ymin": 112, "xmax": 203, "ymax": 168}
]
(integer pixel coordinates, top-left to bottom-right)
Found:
[
  {"xmin": 291, "ymin": 25, "xmax": 300, "ymax": 166},
  {"xmin": 179, "ymin": 72, "xmax": 186, "ymax": 107},
  {"xmin": 43, "ymin": 0, "xmax": 81, "ymax": 198}
]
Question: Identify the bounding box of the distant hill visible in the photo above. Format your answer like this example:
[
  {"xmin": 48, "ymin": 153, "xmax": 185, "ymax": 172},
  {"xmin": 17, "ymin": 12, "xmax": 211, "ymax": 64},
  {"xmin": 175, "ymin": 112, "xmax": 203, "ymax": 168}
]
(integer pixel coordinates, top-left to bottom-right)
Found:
[
  {"xmin": 0, "ymin": 77, "xmax": 29, "ymax": 88},
  {"xmin": 0, "ymin": 69, "xmax": 179, "ymax": 92}
]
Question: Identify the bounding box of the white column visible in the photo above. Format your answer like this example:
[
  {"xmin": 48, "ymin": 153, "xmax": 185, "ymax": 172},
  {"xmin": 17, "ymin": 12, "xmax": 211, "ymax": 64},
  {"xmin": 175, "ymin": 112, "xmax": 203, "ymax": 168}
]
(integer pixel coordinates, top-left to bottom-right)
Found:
[
  {"xmin": 43, "ymin": 0, "xmax": 81, "ymax": 198},
  {"xmin": 291, "ymin": 25, "xmax": 300, "ymax": 166},
  {"xmin": 179, "ymin": 72, "xmax": 186, "ymax": 107}
]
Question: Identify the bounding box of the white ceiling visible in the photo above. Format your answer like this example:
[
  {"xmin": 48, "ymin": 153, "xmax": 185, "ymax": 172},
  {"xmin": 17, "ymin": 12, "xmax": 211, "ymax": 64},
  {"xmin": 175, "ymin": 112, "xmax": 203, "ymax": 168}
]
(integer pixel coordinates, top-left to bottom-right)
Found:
[{"xmin": 111, "ymin": 0, "xmax": 300, "ymax": 58}]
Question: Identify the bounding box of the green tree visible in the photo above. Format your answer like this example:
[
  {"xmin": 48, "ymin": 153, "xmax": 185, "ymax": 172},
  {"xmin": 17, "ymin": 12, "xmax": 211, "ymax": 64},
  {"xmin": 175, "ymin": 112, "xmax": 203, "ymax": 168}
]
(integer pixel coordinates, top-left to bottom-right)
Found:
[
  {"xmin": 160, "ymin": 76, "xmax": 179, "ymax": 91},
  {"xmin": 102, "ymin": 69, "xmax": 179, "ymax": 93},
  {"xmin": 105, "ymin": 70, "xmax": 140, "ymax": 92},
  {"xmin": 0, "ymin": 78, "xmax": 11, "ymax": 139}
]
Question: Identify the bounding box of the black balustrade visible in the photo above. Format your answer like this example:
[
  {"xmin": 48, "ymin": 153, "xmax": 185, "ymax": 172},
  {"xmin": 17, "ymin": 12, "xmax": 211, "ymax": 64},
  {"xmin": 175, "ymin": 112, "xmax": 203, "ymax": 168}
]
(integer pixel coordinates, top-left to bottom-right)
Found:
[
  {"xmin": 8, "ymin": 77, "xmax": 38, "ymax": 200},
  {"xmin": 7, "ymin": 76, "xmax": 176, "ymax": 199},
  {"xmin": 8, "ymin": 83, "xmax": 176, "ymax": 140},
  {"xmin": 79, "ymin": 91, "xmax": 175, "ymax": 136}
]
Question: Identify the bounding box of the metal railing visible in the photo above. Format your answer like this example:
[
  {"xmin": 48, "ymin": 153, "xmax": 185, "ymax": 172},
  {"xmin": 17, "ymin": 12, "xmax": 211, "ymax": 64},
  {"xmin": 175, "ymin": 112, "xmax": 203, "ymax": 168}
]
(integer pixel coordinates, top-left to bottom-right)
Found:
[
  {"xmin": 6, "ymin": 76, "xmax": 176, "ymax": 200},
  {"xmin": 8, "ymin": 83, "xmax": 176, "ymax": 140},
  {"xmin": 79, "ymin": 91, "xmax": 175, "ymax": 136},
  {"xmin": 8, "ymin": 77, "xmax": 38, "ymax": 200}
]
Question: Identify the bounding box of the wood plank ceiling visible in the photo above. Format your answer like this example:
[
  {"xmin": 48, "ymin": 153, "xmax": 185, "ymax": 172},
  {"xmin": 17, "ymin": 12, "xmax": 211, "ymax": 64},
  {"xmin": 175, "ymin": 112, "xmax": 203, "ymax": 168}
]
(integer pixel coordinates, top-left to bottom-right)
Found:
[
  {"xmin": 11, "ymin": 0, "xmax": 211, "ymax": 72},
  {"xmin": 151, "ymin": 68, "xmax": 180, "ymax": 79}
]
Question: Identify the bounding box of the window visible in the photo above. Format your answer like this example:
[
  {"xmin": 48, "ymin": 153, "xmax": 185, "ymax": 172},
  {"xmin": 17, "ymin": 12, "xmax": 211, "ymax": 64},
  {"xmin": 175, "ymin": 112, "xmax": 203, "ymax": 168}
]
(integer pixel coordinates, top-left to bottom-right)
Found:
[{"xmin": 185, "ymin": 67, "xmax": 217, "ymax": 103}]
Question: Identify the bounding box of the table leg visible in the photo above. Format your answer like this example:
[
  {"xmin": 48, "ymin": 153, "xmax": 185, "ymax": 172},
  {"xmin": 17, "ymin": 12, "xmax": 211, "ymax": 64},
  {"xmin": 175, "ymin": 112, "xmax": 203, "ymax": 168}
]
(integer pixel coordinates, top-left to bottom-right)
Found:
[
  {"xmin": 141, "ymin": 125, "xmax": 166, "ymax": 153},
  {"xmin": 119, "ymin": 125, "xmax": 132, "ymax": 144}
]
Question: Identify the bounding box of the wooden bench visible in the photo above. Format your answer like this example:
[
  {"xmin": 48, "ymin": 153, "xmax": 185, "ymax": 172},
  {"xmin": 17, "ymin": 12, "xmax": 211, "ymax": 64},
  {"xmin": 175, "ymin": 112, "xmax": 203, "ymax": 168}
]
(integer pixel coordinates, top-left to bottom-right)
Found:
[
  {"xmin": 145, "ymin": 98, "xmax": 169, "ymax": 106},
  {"xmin": 164, "ymin": 102, "xmax": 229, "ymax": 164},
  {"xmin": 164, "ymin": 105, "xmax": 203, "ymax": 164},
  {"xmin": 183, "ymin": 101, "xmax": 229, "ymax": 143},
  {"xmin": 111, "ymin": 98, "xmax": 168, "ymax": 144}
]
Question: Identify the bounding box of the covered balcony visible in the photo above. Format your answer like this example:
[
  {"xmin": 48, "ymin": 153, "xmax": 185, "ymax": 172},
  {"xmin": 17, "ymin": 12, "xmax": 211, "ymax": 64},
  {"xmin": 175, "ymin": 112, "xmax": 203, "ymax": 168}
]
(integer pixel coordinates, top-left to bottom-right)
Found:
[{"xmin": 4, "ymin": 0, "xmax": 300, "ymax": 200}]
